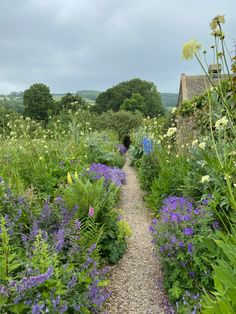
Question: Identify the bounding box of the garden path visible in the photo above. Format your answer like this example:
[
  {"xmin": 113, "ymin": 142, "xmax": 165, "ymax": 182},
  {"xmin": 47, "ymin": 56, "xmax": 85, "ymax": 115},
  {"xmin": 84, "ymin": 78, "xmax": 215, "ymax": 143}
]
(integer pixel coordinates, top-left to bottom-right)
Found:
[{"xmin": 106, "ymin": 155, "xmax": 171, "ymax": 314}]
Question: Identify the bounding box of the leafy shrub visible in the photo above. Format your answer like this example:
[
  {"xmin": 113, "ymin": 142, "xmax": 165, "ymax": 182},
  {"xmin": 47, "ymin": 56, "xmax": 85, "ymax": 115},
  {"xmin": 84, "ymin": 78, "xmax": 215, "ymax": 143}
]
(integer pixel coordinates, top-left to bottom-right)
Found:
[
  {"xmin": 63, "ymin": 173, "xmax": 129, "ymax": 264},
  {"xmin": 137, "ymin": 153, "xmax": 158, "ymax": 191},
  {"xmin": 146, "ymin": 154, "xmax": 190, "ymax": 212},
  {"xmin": 202, "ymin": 229, "xmax": 236, "ymax": 314},
  {"xmin": 95, "ymin": 110, "xmax": 143, "ymax": 141}
]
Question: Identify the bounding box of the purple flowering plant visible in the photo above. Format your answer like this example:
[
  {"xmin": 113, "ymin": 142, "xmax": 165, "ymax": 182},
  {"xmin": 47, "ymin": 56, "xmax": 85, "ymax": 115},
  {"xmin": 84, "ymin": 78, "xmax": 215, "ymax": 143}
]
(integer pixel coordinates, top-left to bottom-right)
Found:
[
  {"xmin": 149, "ymin": 196, "xmax": 217, "ymax": 312},
  {"xmin": 88, "ymin": 163, "xmax": 126, "ymax": 187},
  {"xmin": 116, "ymin": 144, "xmax": 127, "ymax": 155},
  {"xmin": 0, "ymin": 184, "xmax": 111, "ymax": 313}
]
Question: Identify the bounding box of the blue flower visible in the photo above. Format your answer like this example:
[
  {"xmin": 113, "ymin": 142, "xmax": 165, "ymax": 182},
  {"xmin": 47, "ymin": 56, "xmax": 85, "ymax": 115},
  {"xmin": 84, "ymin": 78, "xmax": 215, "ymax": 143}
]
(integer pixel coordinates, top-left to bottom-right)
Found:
[{"xmin": 142, "ymin": 137, "xmax": 153, "ymax": 154}]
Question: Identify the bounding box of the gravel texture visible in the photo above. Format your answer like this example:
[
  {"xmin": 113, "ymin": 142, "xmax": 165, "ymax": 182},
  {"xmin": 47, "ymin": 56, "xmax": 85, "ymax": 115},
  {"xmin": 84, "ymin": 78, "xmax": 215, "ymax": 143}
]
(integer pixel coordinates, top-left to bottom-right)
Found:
[{"xmin": 106, "ymin": 156, "xmax": 172, "ymax": 314}]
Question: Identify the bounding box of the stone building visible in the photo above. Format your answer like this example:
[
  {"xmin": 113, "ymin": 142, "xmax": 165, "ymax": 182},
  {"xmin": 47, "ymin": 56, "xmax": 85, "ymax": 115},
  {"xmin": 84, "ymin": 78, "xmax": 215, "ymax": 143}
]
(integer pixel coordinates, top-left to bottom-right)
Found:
[
  {"xmin": 176, "ymin": 64, "xmax": 224, "ymax": 149},
  {"xmin": 177, "ymin": 64, "xmax": 223, "ymax": 107}
]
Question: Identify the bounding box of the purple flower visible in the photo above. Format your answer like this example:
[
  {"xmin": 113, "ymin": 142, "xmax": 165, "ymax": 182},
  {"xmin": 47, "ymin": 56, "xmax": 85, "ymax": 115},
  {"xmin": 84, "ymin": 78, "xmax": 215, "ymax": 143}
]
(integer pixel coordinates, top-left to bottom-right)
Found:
[
  {"xmin": 160, "ymin": 246, "xmax": 165, "ymax": 252},
  {"xmin": 59, "ymin": 304, "xmax": 68, "ymax": 314},
  {"xmin": 54, "ymin": 229, "xmax": 65, "ymax": 253},
  {"xmin": 0, "ymin": 285, "xmax": 8, "ymax": 297},
  {"xmin": 178, "ymin": 241, "xmax": 184, "ymax": 248},
  {"xmin": 183, "ymin": 228, "xmax": 194, "ymax": 236},
  {"xmin": 32, "ymin": 304, "xmax": 44, "ymax": 314},
  {"xmin": 68, "ymin": 275, "xmax": 77, "ymax": 289},
  {"xmin": 213, "ymin": 220, "xmax": 220, "ymax": 230},
  {"xmin": 188, "ymin": 243, "xmax": 193, "ymax": 254},
  {"xmin": 182, "ymin": 215, "xmax": 190, "ymax": 222},
  {"xmin": 189, "ymin": 271, "xmax": 195, "ymax": 278},
  {"xmin": 149, "ymin": 225, "xmax": 156, "ymax": 233},
  {"xmin": 88, "ymin": 207, "xmax": 94, "ymax": 217},
  {"xmin": 88, "ymin": 243, "xmax": 96, "ymax": 255},
  {"xmin": 16, "ymin": 267, "xmax": 53, "ymax": 293},
  {"xmin": 152, "ymin": 218, "xmax": 158, "ymax": 225},
  {"xmin": 88, "ymin": 163, "xmax": 126, "ymax": 186},
  {"xmin": 75, "ymin": 219, "xmax": 81, "ymax": 230},
  {"xmin": 116, "ymin": 144, "xmax": 127, "ymax": 155},
  {"xmin": 52, "ymin": 295, "xmax": 61, "ymax": 310}
]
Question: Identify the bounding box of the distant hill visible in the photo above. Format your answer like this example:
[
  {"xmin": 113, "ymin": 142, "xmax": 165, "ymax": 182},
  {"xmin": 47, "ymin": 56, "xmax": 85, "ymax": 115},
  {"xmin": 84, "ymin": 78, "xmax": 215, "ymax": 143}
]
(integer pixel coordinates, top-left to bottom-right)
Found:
[
  {"xmin": 76, "ymin": 90, "xmax": 101, "ymax": 101},
  {"xmin": 160, "ymin": 93, "xmax": 178, "ymax": 110}
]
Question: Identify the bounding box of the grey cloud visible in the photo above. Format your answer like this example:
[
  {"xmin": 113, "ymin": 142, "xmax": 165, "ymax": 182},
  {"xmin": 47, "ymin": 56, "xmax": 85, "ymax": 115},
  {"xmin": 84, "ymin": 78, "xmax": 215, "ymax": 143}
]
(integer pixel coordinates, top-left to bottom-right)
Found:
[{"xmin": 0, "ymin": 0, "xmax": 235, "ymax": 93}]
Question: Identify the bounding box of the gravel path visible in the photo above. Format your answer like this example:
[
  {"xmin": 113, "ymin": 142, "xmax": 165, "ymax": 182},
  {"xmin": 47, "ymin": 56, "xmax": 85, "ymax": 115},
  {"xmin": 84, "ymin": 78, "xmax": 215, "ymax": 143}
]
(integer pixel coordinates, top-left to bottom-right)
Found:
[{"xmin": 106, "ymin": 156, "xmax": 172, "ymax": 314}]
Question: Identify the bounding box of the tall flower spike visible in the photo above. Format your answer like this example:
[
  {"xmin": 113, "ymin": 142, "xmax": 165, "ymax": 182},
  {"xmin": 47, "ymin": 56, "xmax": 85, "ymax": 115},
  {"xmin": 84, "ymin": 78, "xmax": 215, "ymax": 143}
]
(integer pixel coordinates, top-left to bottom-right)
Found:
[{"xmin": 182, "ymin": 39, "xmax": 202, "ymax": 60}]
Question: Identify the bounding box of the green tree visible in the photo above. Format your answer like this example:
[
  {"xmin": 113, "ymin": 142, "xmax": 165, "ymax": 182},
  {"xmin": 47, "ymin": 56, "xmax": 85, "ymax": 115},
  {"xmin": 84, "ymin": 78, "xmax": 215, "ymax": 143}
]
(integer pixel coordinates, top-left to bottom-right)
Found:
[
  {"xmin": 95, "ymin": 110, "xmax": 143, "ymax": 140},
  {"xmin": 59, "ymin": 93, "xmax": 87, "ymax": 111},
  {"xmin": 93, "ymin": 78, "xmax": 164, "ymax": 117},
  {"xmin": 23, "ymin": 83, "xmax": 53, "ymax": 121},
  {"xmin": 121, "ymin": 92, "xmax": 146, "ymax": 112}
]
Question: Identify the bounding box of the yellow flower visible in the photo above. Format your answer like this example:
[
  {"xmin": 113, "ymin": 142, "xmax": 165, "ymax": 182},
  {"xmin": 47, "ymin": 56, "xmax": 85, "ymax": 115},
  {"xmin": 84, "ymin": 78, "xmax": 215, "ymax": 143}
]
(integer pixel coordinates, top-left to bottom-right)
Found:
[
  {"xmin": 67, "ymin": 172, "xmax": 73, "ymax": 185},
  {"xmin": 210, "ymin": 15, "xmax": 225, "ymax": 31},
  {"xmin": 182, "ymin": 39, "xmax": 202, "ymax": 60},
  {"xmin": 191, "ymin": 139, "xmax": 198, "ymax": 147},
  {"xmin": 166, "ymin": 127, "xmax": 177, "ymax": 137},
  {"xmin": 74, "ymin": 172, "xmax": 79, "ymax": 181},
  {"xmin": 215, "ymin": 116, "xmax": 229, "ymax": 130},
  {"xmin": 199, "ymin": 142, "xmax": 206, "ymax": 150},
  {"xmin": 200, "ymin": 175, "xmax": 210, "ymax": 183}
]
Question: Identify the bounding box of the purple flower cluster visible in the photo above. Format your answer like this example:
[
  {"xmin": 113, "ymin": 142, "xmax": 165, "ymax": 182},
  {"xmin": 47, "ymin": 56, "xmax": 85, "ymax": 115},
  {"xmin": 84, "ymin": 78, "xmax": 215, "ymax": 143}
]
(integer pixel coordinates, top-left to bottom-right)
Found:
[
  {"xmin": 88, "ymin": 163, "xmax": 126, "ymax": 186},
  {"xmin": 16, "ymin": 267, "xmax": 53, "ymax": 293},
  {"xmin": 149, "ymin": 196, "xmax": 209, "ymax": 257},
  {"xmin": 0, "ymin": 285, "xmax": 8, "ymax": 297},
  {"xmin": 116, "ymin": 144, "xmax": 127, "ymax": 155}
]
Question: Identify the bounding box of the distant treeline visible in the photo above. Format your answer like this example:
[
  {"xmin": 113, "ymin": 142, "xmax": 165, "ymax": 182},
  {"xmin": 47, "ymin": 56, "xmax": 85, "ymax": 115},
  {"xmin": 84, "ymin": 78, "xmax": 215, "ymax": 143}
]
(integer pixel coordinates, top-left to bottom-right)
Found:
[
  {"xmin": 160, "ymin": 93, "xmax": 178, "ymax": 109},
  {"xmin": 0, "ymin": 90, "xmax": 178, "ymax": 114}
]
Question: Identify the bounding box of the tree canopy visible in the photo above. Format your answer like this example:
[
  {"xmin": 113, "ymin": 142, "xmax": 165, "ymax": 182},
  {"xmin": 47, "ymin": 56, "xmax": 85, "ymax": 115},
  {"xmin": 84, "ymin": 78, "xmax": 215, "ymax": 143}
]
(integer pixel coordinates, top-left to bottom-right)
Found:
[
  {"xmin": 93, "ymin": 78, "xmax": 164, "ymax": 117},
  {"xmin": 23, "ymin": 83, "xmax": 53, "ymax": 121},
  {"xmin": 59, "ymin": 93, "xmax": 87, "ymax": 111}
]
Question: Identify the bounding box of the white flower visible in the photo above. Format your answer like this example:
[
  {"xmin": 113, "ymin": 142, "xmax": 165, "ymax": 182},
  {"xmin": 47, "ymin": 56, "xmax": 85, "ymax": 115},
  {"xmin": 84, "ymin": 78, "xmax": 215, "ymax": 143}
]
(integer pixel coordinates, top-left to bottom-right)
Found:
[
  {"xmin": 199, "ymin": 142, "xmax": 206, "ymax": 149},
  {"xmin": 200, "ymin": 175, "xmax": 210, "ymax": 183},
  {"xmin": 192, "ymin": 139, "xmax": 198, "ymax": 147},
  {"xmin": 166, "ymin": 127, "xmax": 177, "ymax": 137},
  {"xmin": 171, "ymin": 107, "xmax": 177, "ymax": 114},
  {"xmin": 215, "ymin": 116, "xmax": 229, "ymax": 130}
]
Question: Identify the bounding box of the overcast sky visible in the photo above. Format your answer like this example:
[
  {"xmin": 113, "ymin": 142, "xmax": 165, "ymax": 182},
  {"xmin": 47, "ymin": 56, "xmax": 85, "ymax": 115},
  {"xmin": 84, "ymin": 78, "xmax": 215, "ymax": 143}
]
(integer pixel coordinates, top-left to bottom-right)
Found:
[{"xmin": 0, "ymin": 0, "xmax": 235, "ymax": 94}]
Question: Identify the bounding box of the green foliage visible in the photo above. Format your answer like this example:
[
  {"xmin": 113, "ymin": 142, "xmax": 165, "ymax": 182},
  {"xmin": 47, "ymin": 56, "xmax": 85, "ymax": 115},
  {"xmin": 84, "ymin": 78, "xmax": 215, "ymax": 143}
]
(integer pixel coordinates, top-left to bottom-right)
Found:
[
  {"xmin": 94, "ymin": 78, "xmax": 164, "ymax": 117},
  {"xmin": 137, "ymin": 153, "xmax": 159, "ymax": 191},
  {"xmin": 63, "ymin": 175, "xmax": 131, "ymax": 264},
  {"xmin": 57, "ymin": 93, "xmax": 88, "ymax": 112},
  {"xmin": 121, "ymin": 92, "xmax": 146, "ymax": 112},
  {"xmin": 99, "ymin": 209, "xmax": 131, "ymax": 264},
  {"xmin": 202, "ymin": 230, "xmax": 236, "ymax": 314},
  {"xmin": 23, "ymin": 83, "xmax": 54, "ymax": 122},
  {"xmin": 96, "ymin": 110, "xmax": 143, "ymax": 141}
]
